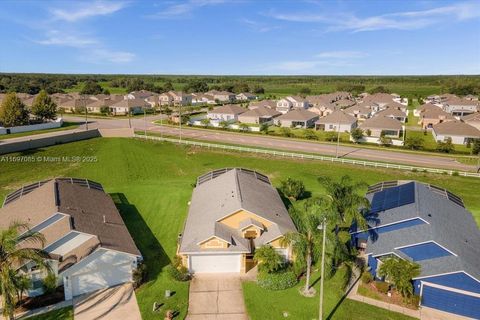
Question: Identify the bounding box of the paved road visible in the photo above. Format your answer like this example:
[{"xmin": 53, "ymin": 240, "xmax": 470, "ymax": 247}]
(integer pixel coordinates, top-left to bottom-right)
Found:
[{"xmin": 7, "ymin": 115, "xmax": 476, "ymax": 172}]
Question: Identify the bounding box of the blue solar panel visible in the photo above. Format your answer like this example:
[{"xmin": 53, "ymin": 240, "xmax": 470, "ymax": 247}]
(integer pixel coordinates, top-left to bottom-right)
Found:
[{"xmin": 370, "ymin": 182, "xmax": 415, "ymax": 213}]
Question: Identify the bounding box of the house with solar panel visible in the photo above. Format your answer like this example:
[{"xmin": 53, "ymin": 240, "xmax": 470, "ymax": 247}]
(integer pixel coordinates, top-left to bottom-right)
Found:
[
  {"xmin": 350, "ymin": 181, "xmax": 480, "ymax": 319},
  {"xmin": 0, "ymin": 178, "xmax": 141, "ymax": 300}
]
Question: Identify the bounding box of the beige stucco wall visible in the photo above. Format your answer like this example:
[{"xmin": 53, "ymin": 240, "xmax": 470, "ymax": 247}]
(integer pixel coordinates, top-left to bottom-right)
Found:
[{"xmin": 219, "ymin": 209, "xmax": 273, "ymax": 229}]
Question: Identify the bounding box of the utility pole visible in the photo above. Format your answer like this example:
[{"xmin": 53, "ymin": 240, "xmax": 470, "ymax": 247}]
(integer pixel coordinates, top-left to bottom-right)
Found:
[
  {"xmin": 83, "ymin": 94, "xmax": 88, "ymax": 130},
  {"xmin": 179, "ymin": 105, "xmax": 182, "ymax": 143},
  {"xmin": 335, "ymin": 119, "xmax": 341, "ymax": 158},
  {"xmin": 144, "ymin": 106, "xmax": 147, "ymax": 138},
  {"xmin": 318, "ymin": 217, "xmax": 327, "ymax": 320}
]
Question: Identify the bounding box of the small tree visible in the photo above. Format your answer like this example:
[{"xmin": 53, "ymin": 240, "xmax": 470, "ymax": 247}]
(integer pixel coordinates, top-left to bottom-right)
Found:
[
  {"xmin": 42, "ymin": 272, "xmax": 57, "ymax": 294},
  {"xmin": 260, "ymin": 123, "xmax": 270, "ymax": 134},
  {"xmin": 200, "ymin": 118, "xmax": 211, "ymax": 127},
  {"xmin": 219, "ymin": 120, "xmax": 229, "ymax": 129},
  {"xmin": 365, "ymin": 129, "xmax": 372, "ymax": 137},
  {"xmin": 350, "ymin": 128, "xmax": 364, "ymax": 143},
  {"xmin": 239, "ymin": 123, "xmax": 250, "ymax": 132},
  {"xmin": 279, "ymin": 127, "xmax": 292, "ymax": 137},
  {"xmin": 280, "ymin": 178, "xmax": 305, "ymax": 201},
  {"xmin": 436, "ymin": 137, "xmax": 455, "ymax": 153},
  {"xmin": 0, "ymin": 93, "xmax": 30, "ymax": 127},
  {"xmin": 254, "ymin": 245, "xmax": 283, "ymax": 274},
  {"xmin": 378, "ymin": 257, "xmax": 421, "ymax": 298},
  {"xmin": 31, "ymin": 90, "xmax": 57, "ymax": 121},
  {"xmin": 303, "ymin": 129, "xmax": 318, "ymax": 140},
  {"xmin": 404, "ymin": 136, "xmax": 424, "ymax": 150},
  {"xmin": 325, "ymin": 131, "xmax": 337, "ymax": 142},
  {"xmin": 379, "ymin": 131, "xmax": 392, "ymax": 146}
]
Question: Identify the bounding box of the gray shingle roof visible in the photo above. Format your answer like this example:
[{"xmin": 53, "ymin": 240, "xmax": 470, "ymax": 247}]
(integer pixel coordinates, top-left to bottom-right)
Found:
[
  {"xmin": 361, "ymin": 181, "xmax": 480, "ymax": 280},
  {"xmin": 179, "ymin": 168, "xmax": 296, "ymax": 253}
]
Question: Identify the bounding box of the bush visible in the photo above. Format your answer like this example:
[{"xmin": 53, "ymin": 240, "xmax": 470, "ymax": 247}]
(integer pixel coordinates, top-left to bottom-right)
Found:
[
  {"xmin": 280, "ymin": 178, "xmax": 305, "ymax": 200},
  {"xmin": 42, "ymin": 273, "xmax": 57, "ymax": 294},
  {"xmin": 257, "ymin": 270, "xmax": 298, "ymax": 290},
  {"xmin": 133, "ymin": 263, "xmax": 148, "ymax": 288},
  {"xmin": 166, "ymin": 264, "xmax": 190, "ymax": 282},
  {"xmin": 408, "ymin": 295, "xmax": 421, "ymax": 307},
  {"xmin": 375, "ymin": 281, "xmax": 390, "ymax": 294},
  {"xmin": 361, "ymin": 271, "xmax": 373, "ymax": 284}
]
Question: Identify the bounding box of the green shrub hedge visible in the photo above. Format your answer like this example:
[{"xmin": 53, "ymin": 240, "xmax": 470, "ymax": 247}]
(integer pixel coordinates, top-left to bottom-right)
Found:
[
  {"xmin": 257, "ymin": 270, "xmax": 298, "ymax": 290},
  {"xmin": 166, "ymin": 264, "xmax": 190, "ymax": 282}
]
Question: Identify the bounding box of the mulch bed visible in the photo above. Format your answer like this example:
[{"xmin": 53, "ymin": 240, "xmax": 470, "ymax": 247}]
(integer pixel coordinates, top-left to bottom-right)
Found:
[
  {"xmin": 359, "ymin": 282, "xmax": 419, "ymax": 310},
  {"xmin": 16, "ymin": 287, "xmax": 65, "ymax": 312}
]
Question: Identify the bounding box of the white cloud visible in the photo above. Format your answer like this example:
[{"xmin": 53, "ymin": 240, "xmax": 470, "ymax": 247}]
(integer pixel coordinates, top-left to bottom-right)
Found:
[
  {"xmin": 50, "ymin": 1, "xmax": 128, "ymax": 22},
  {"xmin": 241, "ymin": 18, "xmax": 279, "ymax": 32},
  {"xmin": 36, "ymin": 31, "xmax": 98, "ymax": 48},
  {"xmin": 315, "ymin": 51, "xmax": 367, "ymax": 59},
  {"xmin": 268, "ymin": 1, "xmax": 480, "ymax": 32},
  {"xmin": 83, "ymin": 49, "xmax": 135, "ymax": 63},
  {"xmin": 150, "ymin": 0, "xmax": 226, "ymax": 18}
]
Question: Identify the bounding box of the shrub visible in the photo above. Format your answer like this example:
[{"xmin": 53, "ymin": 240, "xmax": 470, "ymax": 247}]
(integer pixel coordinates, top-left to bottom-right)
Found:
[
  {"xmin": 166, "ymin": 264, "xmax": 190, "ymax": 282},
  {"xmin": 375, "ymin": 281, "xmax": 390, "ymax": 294},
  {"xmin": 408, "ymin": 295, "xmax": 421, "ymax": 307},
  {"xmin": 133, "ymin": 263, "xmax": 148, "ymax": 288},
  {"xmin": 42, "ymin": 273, "xmax": 57, "ymax": 294},
  {"xmin": 303, "ymin": 129, "xmax": 318, "ymax": 140},
  {"xmin": 280, "ymin": 178, "xmax": 305, "ymax": 200},
  {"xmin": 257, "ymin": 270, "xmax": 298, "ymax": 290},
  {"xmin": 254, "ymin": 245, "xmax": 284, "ymax": 273},
  {"xmin": 325, "ymin": 131, "xmax": 337, "ymax": 142},
  {"xmin": 361, "ymin": 271, "xmax": 373, "ymax": 284}
]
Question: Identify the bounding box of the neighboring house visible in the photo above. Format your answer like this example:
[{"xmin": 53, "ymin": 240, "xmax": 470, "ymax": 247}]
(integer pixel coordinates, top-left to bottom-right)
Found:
[
  {"xmin": 248, "ymin": 99, "xmax": 277, "ymax": 110},
  {"xmin": 125, "ymin": 90, "xmax": 155, "ymax": 100},
  {"xmin": 432, "ymin": 120, "xmax": 480, "ymax": 145},
  {"xmin": 158, "ymin": 91, "xmax": 192, "ymax": 106},
  {"xmin": 418, "ymin": 107, "xmax": 455, "ymax": 129},
  {"xmin": 207, "ymin": 104, "xmax": 246, "ymax": 122},
  {"xmin": 442, "ymin": 98, "xmax": 479, "ymax": 117},
  {"xmin": 0, "ymin": 178, "xmax": 141, "ymax": 300},
  {"xmin": 359, "ymin": 116, "xmax": 403, "ymax": 137},
  {"xmin": 178, "ymin": 168, "xmax": 297, "ymax": 273},
  {"xmin": 334, "ymin": 98, "xmax": 356, "ymax": 108},
  {"xmin": 276, "ymin": 96, "xmax": 309, "ymax": 114},
  {"xmin": 375, "ymin": 108, "xmax": 407, "ymax": 123},
  {"xmin": 206, "ymin": 90, "xmax": 236, "ymax": 102},
  {"xmin": 351, "ymin": 181, "xmax": 480, "ymax": 319},
  {"xmin": 464, "ymin": 94, "xmax": 478, "ymax": 101},
  {"xmin": 238, "ymin": 106, "xmax": 281, "ymax": 124},
  {"xmin": 462, "ymin": 112, "xmax": 480, "ymax": 131},
  {"xmin": 344, "ymin": 104, "xmax": 372, "ymax": 120},
  {"xmin": 414, "ymin": 103, "xmax": 440, "ymax": 117},
  {"xmin": 309, "ymin": 104, "xmax": 340, "ymax": 117},
  {"xmin": 315, "ymin": 110, "xmax": 357, "ymax": 132},
  {"xmin": 59, "ymin": 97, "xmax": 96, "ymax": 113},
  {"xmin": 87, "ymin": 96, "xmax": 124, "ymax": 113},
  {"xmin": 109, "ymin": 98, "xmax": 150, "ymax": 115},
  {"xmin": 191, "ymin": 93, "xmax": 216, "ymax": 105},
  {"xmin": 275, "ymin": 109, "xmax": 319, "ymax": 128},
  {"xmin": 361, "ymin": 94, "xmax": 407, "ymax": 113},
  {"xmin": 236, "ymin": 92, "xmax": 257, "ymax": 101}
]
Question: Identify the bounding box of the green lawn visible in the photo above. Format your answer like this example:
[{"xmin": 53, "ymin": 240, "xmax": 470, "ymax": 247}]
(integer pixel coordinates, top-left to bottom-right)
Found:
[
  {"xmin": 1, "ymin": 138, "xmax": 479, "ymax": 319},
  {"xmin": 0, "ymin": 122, "xmax": 79, "ymax": 140},
  {"xmin": 243, "ymin": 267, "xmax": 416, "ymax": 320},
  {"xmin": 25, "ymin": 307, "xmax": 73, "ymax": 320}
]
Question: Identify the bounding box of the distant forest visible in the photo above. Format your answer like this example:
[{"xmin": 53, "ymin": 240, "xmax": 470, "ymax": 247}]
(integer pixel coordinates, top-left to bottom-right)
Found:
[{"xmin": 1, "ymin": 73, "xmax": 480, "ymax": 98}]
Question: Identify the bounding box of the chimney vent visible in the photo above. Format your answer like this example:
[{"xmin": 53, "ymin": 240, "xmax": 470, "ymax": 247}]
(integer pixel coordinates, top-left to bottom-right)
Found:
[{"xmin": 103, "ymin": 215, "xmax": 106, "ymax": 223}]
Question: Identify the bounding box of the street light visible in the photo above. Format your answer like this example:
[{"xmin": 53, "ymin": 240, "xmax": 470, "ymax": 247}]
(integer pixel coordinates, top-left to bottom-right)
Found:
[
  {"xmin": 335, "ymin": 118, "xmax": 341, "ymax": 158},
  {"xmin": 144, "ymin": 106, "xmax": 147, "ymax": 139},
  {"xmin": 317, "ymin": 217, "xmax": 327, "ymax": 320},
  {"xmin": 83, "ymin": 94, "xmax": 88, "ymax": 131}
]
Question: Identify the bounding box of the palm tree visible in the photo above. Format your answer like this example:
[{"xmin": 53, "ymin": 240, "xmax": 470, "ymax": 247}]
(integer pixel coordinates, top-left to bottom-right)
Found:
[
  {"xmin": 253, "ymin": 245, "xmax": 283, "ymax": 274},
  {"xmin": 282, "ymin": 201, "xmax": 332, "ymax": 295},
  {"xmin": 0, "ymin": 222, "xmax": 51, "ymax": 320},
  {"xmin": 378, "ymin": 257, "xmax": 421, "ymax": 299},
  {"xmin": 318, "ymin": 175, "xmax": 370, "ymax": 236}
]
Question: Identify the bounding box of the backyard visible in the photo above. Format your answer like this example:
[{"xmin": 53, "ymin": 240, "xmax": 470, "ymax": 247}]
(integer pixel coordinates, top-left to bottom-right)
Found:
[{"xmin": 1, "ymin": 138, "xmax": 479, "ymax": 319}]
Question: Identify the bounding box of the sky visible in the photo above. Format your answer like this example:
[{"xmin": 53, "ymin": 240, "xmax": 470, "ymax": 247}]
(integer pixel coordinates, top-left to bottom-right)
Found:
[{"xmin": 0, "ymin": 0, "xmax": 479, "ymax": 75}]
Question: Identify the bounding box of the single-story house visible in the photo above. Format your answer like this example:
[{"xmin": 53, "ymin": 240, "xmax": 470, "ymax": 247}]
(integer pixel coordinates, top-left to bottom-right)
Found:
[
  {"xmin": 207, "ymin": 104, "xmax": 246, "ymax": 122},
  {"xmin": 178, "ymin": 168, "xmax": 297, "ymax": 273},
  {"xmin": 351, "ymin": 181, "xmax": 480, "ymax": 319},
  {"xmin": 191, "ymin": 93, "xmax": 216, "ymax": 105},
  {"xmin": 206, "ymin": 90, "xmax": 236, "ymax": 102},
  {"xmin": 159, "ymin": 91, "xmax": 192, "ymax": 106},
  {"xmin": 87, "ymin": 96, "xmax": 124, "ymax": 113},
  {"xmin": 414, "ymin": 103, "xmax": 441, "ymax": 117},
  {"xmin": 432, "ymin": 120, "xmax": 480, "ymax": 145},
  {"xmin": 276, "ymin": 96, "xmax": 309, "ymax": 114},
  {"xmin": 58, "ymin": 97, "xmax": 96, "ymax": 113},
  {"xmin": 0, "ymin": 178, "xmax": 141, "ymax": 300},
  {"xmin": 359, "ymin": 116, "xmax": 403, "ymax": 138},
  {"xmin": 236, "ymin": 92, "xmax": 257, "ymax": 101},
  {"xmin": 275, "ymin": 109, "xmax": 319, "ymax": 128},
  {"xmin": 125, "ymin": 90, "xmax": 155, "ymax": 100},
  {"xmin": 248, "ymin": 99, "xmax": 277, "ymax": 110},
  {"xmin": 315, "ymin": 110, "xmax": 357, "ymax": 132},
  {"xmin": 238, "ymin": 106, "xmax": 281, "ymax": 124},
  {"xmin": 334, "ymin": 98, "xmax": 356, "ymax": 108},
  {"xmin": 109, "ymin": 98, "xmax": 150, "ymax": 115},
  {"xmin": 462, "ymin": 112, "xmax": 480, "ymax": 131},
  {"xmin": 418, "ymin": 107, "xmax": 455, "ymax": 130},
  {"xmin": 344, "ymin": 104, "xmax": 372, "ymax": 120},
  {"xmin": 375, "ymin": 108, "xmax": 408, "ymax": 123}
]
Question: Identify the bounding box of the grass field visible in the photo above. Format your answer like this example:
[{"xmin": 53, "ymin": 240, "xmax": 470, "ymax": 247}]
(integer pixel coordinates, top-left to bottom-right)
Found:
[
  {"xmin": 25, "ymin": 307, "xmax": 73, "ymax": 320},
  {"xmin": 0, "ymin": 122, "xmax": 79, "ymax": 140},
  {"xmin": 1, "ymin": 138, "xmax": 479, "ymax": 319}
]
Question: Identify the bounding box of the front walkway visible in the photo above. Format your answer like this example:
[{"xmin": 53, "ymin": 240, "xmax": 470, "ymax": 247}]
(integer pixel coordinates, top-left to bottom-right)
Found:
[
  {"xmin": 73, "ymin": 283, "xmax": 141, "ymax": 320},
  {"xmin": 186, "ymin": 274, "xmax": 248, "ymax": 320}
]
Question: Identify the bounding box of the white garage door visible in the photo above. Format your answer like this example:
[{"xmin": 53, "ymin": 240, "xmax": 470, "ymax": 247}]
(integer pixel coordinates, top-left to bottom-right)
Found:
[
  {"xmin": 71, "ymin": 263, "xmax": 132, "ymax": 297},
  {"xmin": 189, "ymin": 254, "xmax": 241, "ymax": 273}
]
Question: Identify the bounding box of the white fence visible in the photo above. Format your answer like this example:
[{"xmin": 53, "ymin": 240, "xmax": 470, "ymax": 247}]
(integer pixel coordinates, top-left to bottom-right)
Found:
[
  {"xmin": 135, "ymin": 134, "xmax": 480, "ymax": 178},
  {"xmin": 0, "ymin": 118, "xmax": 63, "ymax": 135}
]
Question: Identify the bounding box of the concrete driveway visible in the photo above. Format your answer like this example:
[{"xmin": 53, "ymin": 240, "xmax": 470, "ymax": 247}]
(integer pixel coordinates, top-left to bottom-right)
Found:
[
  {"xmin": 187, "ymin": 274, "xmax": 248, "ymax": 320},
  {"xmin": 73, "ymin": 283, "xmax": 141, "ymax": 320}
]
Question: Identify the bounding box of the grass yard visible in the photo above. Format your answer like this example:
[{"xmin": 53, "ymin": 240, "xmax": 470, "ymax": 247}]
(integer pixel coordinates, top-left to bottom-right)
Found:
[
  {"xmin": 25, "ymin": 307, "xmax": 74, "ymax": 320},
  {"xmin": 243, "ymin": 267, "xmax": 416, "ymax": 320},
  {"xmin": 1, "ymin": 138, "xmax": 479, "ymax": 319},
  {"xmin": 0, "ymin": 122, "xmax": 79, "ymax": 140}
]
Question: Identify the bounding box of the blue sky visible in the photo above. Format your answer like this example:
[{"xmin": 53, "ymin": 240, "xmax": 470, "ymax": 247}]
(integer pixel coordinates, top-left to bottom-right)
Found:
[{"xmin": 0, "ymin": 0, "xmax": 479, "ymax": 75}]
